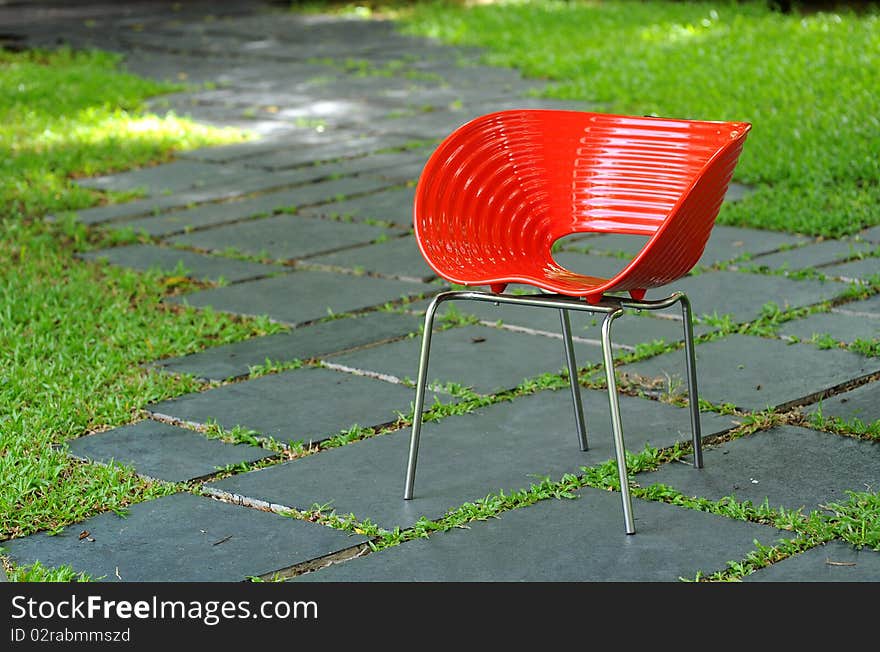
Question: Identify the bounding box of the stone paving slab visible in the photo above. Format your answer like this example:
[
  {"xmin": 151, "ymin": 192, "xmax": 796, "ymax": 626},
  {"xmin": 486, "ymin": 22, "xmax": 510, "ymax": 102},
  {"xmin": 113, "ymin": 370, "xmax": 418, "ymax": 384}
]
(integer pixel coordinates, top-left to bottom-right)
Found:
[
  {"xmin": 777, "ymin": 311, "xmax": 880, "ymax": 345},
  {"xmin": 745, "ymin": 239, "xmax": 874, "ymax": 272},
  {"xmin": 303, "ymin": 235, "xmax": 435, "ymax": 282},
  {"xmin": 292, "ymin": 488, "xmax": 790, "ymax": 582},
  {"xmin": 209, "ymin": 387, "xmax": 735, "ymax": 530},
  {"xmin": 570, "ymin": 225, "xmax": 806, "ymax": 268},
  {"xmin": 64, "ymin": 161, "xmax": 380, "ymax": 226},
  {"xmin": 821, "ymin": 256, "xmax": 880, "ymax": 283},
  {"xmin": 121, "ymin": 51, "xmax": 329, "ymax": 86},
  {"xmin": 168, "ymin": 213, "xmax": 390, "ymax": 262},
  {"xmin": 148, "ymin": 366, "xmax": 429, "ymax": 444},
  {"xmin": 637, "ymin": 425, "xmax": 880, "ymax": 512},
  {"xmin": 642, "ymin": 270, "xmax": 847, "ymax": 324},
  {"xmin": 743, "ymin": 541, "xmax": 880, "ymax": 582},
  {"xmin": 146, "ymin": 175, "xmax": 392, "ymax": 237},
  {"xmin": 299, "ymin": 186, "xmax": 416, "ymax": 228},
  {"xmin": 323, "ymin": 148, "xmax": 431, "ymax": 183},
  {"xmin": 178, "ymin": 124, "xmax": 357, "ymax": 161},
  {"xmin": 74, "ymin": 159, "xmax": 248, "ymax": 194},
  {"xmin": 105, "ymin": 171, "xmax": 392, "ymax": 237},
  {"xmin": 238, "ymin": 133, "xmax": 424, "ymax": 170},
  {"xmin": 148, "ymin": 99, "xmax": 290, "ymax": 134},
  {"xmin": 551, "ymin": 250, "xmax": 632, "ymax": 280},
  {"xmin": 377, "ymin": 83, "xmax": 514, "ymax": 111},
  {"xmin": 831, "ymin": 293, "xmax": 880, "ymax": 318},
  {"xmin": 154, "ymin": 311, "xmax": 421, "ymax": 381},
  {"xmin": 67, "ymin": 420, "xmax": 275, "ymax": 482},
  {"xmin": 1, "ymin": 493, "xmax": 366, "ymax": 582},
  {"xmin": 860, "ymin": 225, "xmax": 880, "ymax": 244},
  {"xmin": 325, "ymin": 323, "xmax": 596, "ymax": 393},
  {"xmin": 79, "ymin": 244, "xmax": 280, "ymax": 283},
  {"xmin": 804, "ymin": 381, "xmax": 880, "ymax": 425},
  {"xmin": 382, "ymin": 101, "xmax": 560, "ymax": 141},
  {"xmin": 269, "ymin": 98, "xmax": 396, "ymax": 130},
  {"xmin": 372, "ymin": 159, "xmax": 430, "ymax": 184},
  {"xmin": 165, "ymin": 269, "xmax": 434, "ymax": 326},
  {"xmin": 619, "ymin": 334, "xmax": 880, "ymax": 411}
]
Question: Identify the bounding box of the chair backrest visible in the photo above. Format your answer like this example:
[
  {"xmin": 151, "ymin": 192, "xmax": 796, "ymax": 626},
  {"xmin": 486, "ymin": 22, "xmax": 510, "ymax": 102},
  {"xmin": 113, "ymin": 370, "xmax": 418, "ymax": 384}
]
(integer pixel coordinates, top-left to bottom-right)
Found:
[{"xmin": 414, "ymin": 110, "xmax": 751, "ymax": 300}]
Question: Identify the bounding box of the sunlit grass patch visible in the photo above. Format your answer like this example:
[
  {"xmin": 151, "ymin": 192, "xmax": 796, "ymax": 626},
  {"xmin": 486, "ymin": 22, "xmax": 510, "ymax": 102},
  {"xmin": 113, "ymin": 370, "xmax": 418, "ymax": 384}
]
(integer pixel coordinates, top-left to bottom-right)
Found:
[{"xmin": 0, "ymin": 47, "xmax": 247, "ymax": 218}]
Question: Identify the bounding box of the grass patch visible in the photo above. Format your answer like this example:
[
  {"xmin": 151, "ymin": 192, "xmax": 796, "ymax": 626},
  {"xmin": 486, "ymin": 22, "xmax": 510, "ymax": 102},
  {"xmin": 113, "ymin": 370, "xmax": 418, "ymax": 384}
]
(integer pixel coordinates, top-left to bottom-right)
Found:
[
  {"xmin": 393, "ymin": 0, "xmax": 879, "ymax": 237},
  {"xmin": 0, "ymin": 48, "xmax": 275, "ymax": 546}
]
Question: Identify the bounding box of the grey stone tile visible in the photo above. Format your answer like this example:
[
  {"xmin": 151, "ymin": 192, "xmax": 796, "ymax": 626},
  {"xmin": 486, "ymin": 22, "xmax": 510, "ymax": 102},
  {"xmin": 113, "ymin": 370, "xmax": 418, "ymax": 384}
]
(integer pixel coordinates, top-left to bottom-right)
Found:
[
  {"xmin": 1, "ymin": 493, "xmax": 365, "ymax": 582},
  {"xmin": 240, "ymin": 133, "xmax": 424, "ymax": 170},
  {"xmin": 79, "ymin": 244, "xmax": 279, "ymax": 283},
  {"xmin": 209, "ymin": 387, "xmax": 735, "ymax": 530},
  {"xmin": 269, "ymin": 98, "xmax": 395, "ymax": 130},
  {"xmin": 638, "ymin": 425, "xmax": 880, "ymax": 512},
  {"xmin": 326, "ymin": 323, "xmax": 598, "ymax": 393},
  {"xmin": 121, "ymin": 175, "xmax": 392, "ymax": 238},
  {"xmin": 155, "ymin": 311, "xmax": 422, "ymax": 381},
  {"xmin": 389, "ymin": 97, "xmax": 595, "ymax": 140},
  {"xmin": 304, "ymin": 149, "xmax": 430, "ymax": 183},
  {"xmin": 292, "ymin": 489, "xmax": 790, "ymax": 582},
  {"xmin": 859, "ymin": 225, "xmax": 880, "ymax": 244},
  {"xmin": 642, "ymin": 271, "xmax": 847, "ymax": 324},
  {"xmin": 724, "ymin": 182, "xmax": 755, "ymax": 202},
  {"xmin": 304, "ymin": 235, "xmax": 435, "ymax": 282},
  {"xmin": 373, "ymin": 159, "xmax": 430, "ymax": 184},
  {"xmin": 745, "ymin": 239, "xmax": 874, "ymax": 272},
  {"xmin": 148, "ymin": 366, "xmax": 423, "ymax": 444},
  {"xmin": 743, "ymin": 541, "xmax": 880, "ymax": 582},
  {"xmin": 822, "ymin": 256, "xmax": 880, "ymax": 283},
  {"xmin": 551, "ymin": 251, "xmax": 634, "ymax": 280},
  {"xmin": 299, "ymin": 186, "xmax": 416, "ymax": 229},
  {"xmin": 165, "ymin": 270, "xmax": 433, "ymax": 326},
  {"xmin": 697, "ymin": 225, "xmax": 808, "ymax": 266},
  {"xmin": 67, "ymin": 420, "xmax": 274, "ymax": 482},
  {"xmin": 778, "ymin": 311, "xmax": 880, "ymax": 346},
  {"xmin": 178, "ymin": 124, "xmax": 353, "ymax": 163},
  {"xmin": 832, "ymin": 294, "xmax": 880, "ymax": 318},
  {"xmin": 168, "ymin": 213, "xmax": 389, "ymax": 262},
  {"xmin": 619, "ymin": 334, "xmax": 880, "ymax": 411},
  {"xmin": 65, "ymin": 165, "xmax": 382, "ymax": 226},
  {"xmin": 804, "ymin": 381, "xmax": 880, "ymax": 426},
  {"xmin": 569, "ymin": 226, "xmax": 805, "ymax": 267},
  {"xmin": 75, "ymin": 160, "xmax": 249, "ymax": 195},
  {"xmin": 62, "ymin": 185, "xmax": 253, "ymax": 226}
]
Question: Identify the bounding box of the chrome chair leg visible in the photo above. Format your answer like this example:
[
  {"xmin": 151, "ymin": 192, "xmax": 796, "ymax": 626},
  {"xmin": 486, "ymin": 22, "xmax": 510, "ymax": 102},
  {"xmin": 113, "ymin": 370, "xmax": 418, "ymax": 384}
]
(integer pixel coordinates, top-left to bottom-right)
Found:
[
  {"xmin": 601, "ymin": 309, "xmax": 635, "ymax": 535},
  {"xmin": 678, "ymin": 294, "xmax": 704, "ymax": 469},
  {"xmin": 559, "ymin": 308, "xmax": 588, "ymax": 451},
  {"xmin": 404, "ymin": 294, "xmax": 444, "ymax": 500}
]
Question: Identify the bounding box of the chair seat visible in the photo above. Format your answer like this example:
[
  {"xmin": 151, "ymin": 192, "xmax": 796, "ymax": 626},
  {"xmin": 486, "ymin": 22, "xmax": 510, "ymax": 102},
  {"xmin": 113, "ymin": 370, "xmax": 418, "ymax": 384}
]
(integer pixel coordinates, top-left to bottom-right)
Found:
[{"xmin": 414, "ymin": 109, "xmax": 751, "ymax": 304}]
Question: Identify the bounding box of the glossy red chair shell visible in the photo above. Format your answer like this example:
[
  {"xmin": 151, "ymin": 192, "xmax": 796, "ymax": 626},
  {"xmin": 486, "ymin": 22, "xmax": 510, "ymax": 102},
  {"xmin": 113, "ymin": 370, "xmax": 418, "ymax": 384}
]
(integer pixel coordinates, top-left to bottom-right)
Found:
[{"xmin": 414, "ymin": 110, "xmax": 751, "ymax": 303}]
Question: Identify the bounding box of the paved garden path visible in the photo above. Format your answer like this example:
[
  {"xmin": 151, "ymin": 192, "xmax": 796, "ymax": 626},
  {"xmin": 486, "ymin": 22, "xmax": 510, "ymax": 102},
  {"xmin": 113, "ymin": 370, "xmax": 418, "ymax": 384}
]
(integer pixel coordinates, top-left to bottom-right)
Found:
[{"xmin": 4, "ymin": 0, "xmax": 880, "ymax": 582}]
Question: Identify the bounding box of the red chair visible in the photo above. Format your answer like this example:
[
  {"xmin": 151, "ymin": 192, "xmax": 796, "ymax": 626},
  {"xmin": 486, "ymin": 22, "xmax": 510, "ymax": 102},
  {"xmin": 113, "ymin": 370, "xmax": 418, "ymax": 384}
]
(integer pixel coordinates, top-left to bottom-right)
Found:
[{"xmin": 404, "ymin": 109, "xmax": 751, "ymax": 534}]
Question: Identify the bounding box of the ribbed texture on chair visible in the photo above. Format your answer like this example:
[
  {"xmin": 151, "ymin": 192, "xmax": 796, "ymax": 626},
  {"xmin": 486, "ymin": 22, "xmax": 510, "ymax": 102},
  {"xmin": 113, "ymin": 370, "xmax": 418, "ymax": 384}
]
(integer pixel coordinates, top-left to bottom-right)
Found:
[{"xmin": 414, "ymin": 110, "xmax": 750, "ymax": 302}]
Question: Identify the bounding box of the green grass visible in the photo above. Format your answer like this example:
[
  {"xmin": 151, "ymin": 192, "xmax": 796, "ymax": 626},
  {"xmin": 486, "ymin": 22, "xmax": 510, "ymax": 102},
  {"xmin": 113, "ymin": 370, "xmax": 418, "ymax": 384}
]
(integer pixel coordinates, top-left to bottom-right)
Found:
[
  {"xmin": 0, "ymin": 47, "xmax": 276, "ymax": 547},
  {"xmin": 392, "ymin": 0, "xmax": 879, "ymax": 237}
]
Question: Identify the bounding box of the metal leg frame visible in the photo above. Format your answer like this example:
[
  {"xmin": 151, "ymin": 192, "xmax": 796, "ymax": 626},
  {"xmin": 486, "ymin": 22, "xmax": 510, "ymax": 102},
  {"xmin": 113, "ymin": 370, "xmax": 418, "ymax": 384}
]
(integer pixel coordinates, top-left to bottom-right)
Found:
[
  {"xmin": 404, "ymin": 289, "xmax": 704, "ymax": 535},
  {"xmin": 560, "ymin": 309, "xmax": 588, "ymax": 451}
]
